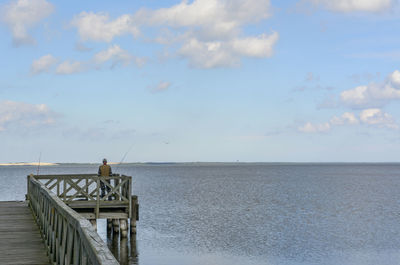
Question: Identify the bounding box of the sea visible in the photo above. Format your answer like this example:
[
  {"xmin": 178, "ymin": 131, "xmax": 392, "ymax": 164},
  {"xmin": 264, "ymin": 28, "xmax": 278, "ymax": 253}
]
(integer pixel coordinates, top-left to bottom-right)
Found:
[{"xmin": 1, "ymin": 163, "xmax": 400, "ymax": 265}]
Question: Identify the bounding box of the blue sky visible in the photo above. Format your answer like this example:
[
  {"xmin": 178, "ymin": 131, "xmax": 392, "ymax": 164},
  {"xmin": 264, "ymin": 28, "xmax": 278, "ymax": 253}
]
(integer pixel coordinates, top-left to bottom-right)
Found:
[{"xmin": 1, "ymin": 0, "xmax": 400, "ymax": 163}]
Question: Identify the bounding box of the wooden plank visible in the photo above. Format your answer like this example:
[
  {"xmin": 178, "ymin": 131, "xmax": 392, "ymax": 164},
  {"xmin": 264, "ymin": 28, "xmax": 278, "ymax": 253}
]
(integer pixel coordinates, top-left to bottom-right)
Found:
[
  {"xmin": 76, "ymin": 212, "xmax": 96, "ymax": 219},
  {"xmin": 0, "ymin": 201, "xmax": 51, "ymax": 265},
  {"xmin": 35, "ymin": 174, "xmax": 97, "ymax": 179},
  {"xmin": 79, "ymin": 212, "xmax": 129, "ymax": 219},
  {"xmin": 67, "ymin": 200, "xmax": 129, "ymax": 207},
  {"xmin": 44, "ymin": 178, "xmax": 55, "ymax": 187}
]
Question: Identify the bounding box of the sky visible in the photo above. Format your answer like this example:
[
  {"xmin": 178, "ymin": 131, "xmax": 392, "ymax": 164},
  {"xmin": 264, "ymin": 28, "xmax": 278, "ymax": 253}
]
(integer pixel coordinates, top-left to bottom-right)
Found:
[{"xmin": 1, "ymin": 0, "xmax": 400, "ymax": 163}]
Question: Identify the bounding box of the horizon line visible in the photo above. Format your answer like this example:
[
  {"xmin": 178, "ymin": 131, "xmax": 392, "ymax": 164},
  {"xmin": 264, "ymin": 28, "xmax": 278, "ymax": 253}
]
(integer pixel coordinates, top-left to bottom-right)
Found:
[{"xmin": 1, "ymin": 161, "xmax": 400, "ymax": 166}]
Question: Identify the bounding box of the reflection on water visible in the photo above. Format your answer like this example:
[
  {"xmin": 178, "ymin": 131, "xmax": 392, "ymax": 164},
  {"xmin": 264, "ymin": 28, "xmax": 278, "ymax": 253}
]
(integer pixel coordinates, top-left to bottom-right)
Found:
[{"xmin": 106, "ymin": 230, "xmax": 138, "ymax": 265}]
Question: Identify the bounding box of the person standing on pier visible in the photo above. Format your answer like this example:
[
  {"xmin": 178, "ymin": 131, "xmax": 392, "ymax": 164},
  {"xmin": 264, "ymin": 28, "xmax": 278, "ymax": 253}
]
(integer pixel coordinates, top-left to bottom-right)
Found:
[{"xmin": 98, "ymin": 158, "xmax": 112, "ymax": 199}]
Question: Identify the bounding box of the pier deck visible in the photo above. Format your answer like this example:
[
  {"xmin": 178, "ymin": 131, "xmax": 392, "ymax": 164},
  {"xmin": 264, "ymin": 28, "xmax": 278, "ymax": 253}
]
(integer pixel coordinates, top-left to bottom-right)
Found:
[{"xmin": 0, "ymin": 201, "xmax": 50, "ymax": 265}]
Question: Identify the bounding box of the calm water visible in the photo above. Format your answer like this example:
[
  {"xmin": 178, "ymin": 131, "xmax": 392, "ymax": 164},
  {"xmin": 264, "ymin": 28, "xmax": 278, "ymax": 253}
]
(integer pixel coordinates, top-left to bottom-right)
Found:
[{"xmin": 1, "ymin": 163, "xmax": 400, "ymax": 265}]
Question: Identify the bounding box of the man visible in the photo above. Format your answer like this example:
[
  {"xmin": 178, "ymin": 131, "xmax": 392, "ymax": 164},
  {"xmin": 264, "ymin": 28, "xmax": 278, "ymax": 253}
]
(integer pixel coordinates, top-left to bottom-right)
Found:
[{"xmin": 98, "ymin": 158, "xmax": 112, "ymax": 199}]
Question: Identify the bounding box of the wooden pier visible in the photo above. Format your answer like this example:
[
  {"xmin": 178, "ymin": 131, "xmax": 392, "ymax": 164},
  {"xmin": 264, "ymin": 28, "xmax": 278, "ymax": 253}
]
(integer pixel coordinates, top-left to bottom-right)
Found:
[
  {"xmin": 0, "ymin": 201, "xmax": 50, "ymax": 265},
  {"xmin": 0, "ymin": 173, "xmax": 139, "ymax": 265},
  {"xmin": 31, "ymin": 174, "xmax": 139, "ymax": 237}
]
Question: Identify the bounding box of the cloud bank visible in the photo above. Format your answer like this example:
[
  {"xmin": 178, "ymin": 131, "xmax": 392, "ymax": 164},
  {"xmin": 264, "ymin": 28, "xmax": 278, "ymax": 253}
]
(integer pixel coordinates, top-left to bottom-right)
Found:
[
  {"xmin": 300, "ymin": 69, "xmax": 400, "ymax": 134},
  {"xmin": 71, "ymin": 12, "xmax": 140, "ymax": 42},
  {"xmin": 0, "ymin": 100, "xmax": 58, "ymax": 131},
  {"xmin": 31, "ymin": 54, "xmax": 58, "ymax": 74},
  {"xmin": 70, "ymin": 0, "xmax": 277, "ymax": 68},
  {"xmin": 299, "ymin": 108, "xmax": 398, "ymax": 133},
  {"xmin": 1, "ymin": 0, "xmax": 54, "ymax": 46},
  {"xmin": 32, "ymin": 45, "xmax": 145, "ymax": 75},
  {"xmin": 340, "ymin": 70, "xmax": 400, "ymax": 108},
  {"xmin": 178, "ymin": 32, "xmax": 279, "ymax": 68},
  {"xmin": 134, "ymin": 0, "xmax": 272, "ymax": 38},
  {"xmin": 304, "ymin": 0, "xmax": 394, "ymax": 13}
]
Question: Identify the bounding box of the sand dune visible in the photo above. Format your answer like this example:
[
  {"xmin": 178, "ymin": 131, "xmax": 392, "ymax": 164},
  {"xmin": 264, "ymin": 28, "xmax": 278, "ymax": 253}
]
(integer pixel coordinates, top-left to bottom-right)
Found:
[{"xmin": 0, "ymin": 162, "xmax": 58, "ymax": 166}]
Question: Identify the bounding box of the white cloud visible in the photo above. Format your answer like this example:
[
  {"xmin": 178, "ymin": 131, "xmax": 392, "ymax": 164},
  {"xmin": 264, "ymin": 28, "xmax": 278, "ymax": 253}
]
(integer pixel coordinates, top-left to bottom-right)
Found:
[
  {"xmin": 0, "ymin": 100, "xmax": 58, "ymax": 131},
  {"xmin": 389, "ymin": 69, "xmax": 400, "ymax": 86},
  {"xmin": 140, "ymin": 0, "xmax": 276, "ymax": 68},
  {"xmin": 340, "ymin": 70, "xmax": 400, "ymax": 108},
  {"xmin": 299, "ymin": 109, "xmax": 397, "ymax": 133},
  {"xmin": 179, "ymin": 38, "xmax": 239, "ymax": 68},
  {"xmin": 301, "ymin": 70, "xmax": 400, "ymax": 134},
  {"xmin": 70, "ymin": 0, "xmax": 277, "ymax": 68},
  {"xmin": 231, "ymin": 33, "xmax": 279, "ymax": 58},
  {"xmin": 179, "ymin": 32, "xmax": 278, "ymax": 68},
  {"xmin": 341, "ymin": 85, "xmax": 369, "ymax": 105},
  {"xmin": 31, "ymin": 54, "xmax": 58, "ymax": 74},
  {"xmin": 305, "ymin": 0, "xmax": 394, "ymax": 12},
  {"xmin": 71, "ymin": 11, "xmax": 140, "ymax": 42},
  {"xmin": 330, "ymin": 112, "xmax": 359, "ymax": 125},
  {"xmin": 359, "ymin": 108, "xmax": 397, "ymax": 128},
  {"xmin": 298, "ymin": 122, "xmax": 331, "ymax": 133},
  {"xmin": 1, "ymin": 0, "xmax": 54, "ymax": 46},
  {"xmin": 31, "ymin": 45, "xmax": 146, "ymax": 75},
  {"xmin": 93, "ymin": 44, "xmax": 142, "ymax": 67},
  {"xmin": 150, "ymin": 81, "xmax": 171, "ymax": 93},
  {"xmin": 56, "ymin": 61, "xmax": 85, "ymax": 75},
  {"xmin": 33, "ymin": 45, "xmax": 145, "ymax": 75},
  {"xmin": 135, "ymin": 0, "xmax": 272, "ymax": 38}
]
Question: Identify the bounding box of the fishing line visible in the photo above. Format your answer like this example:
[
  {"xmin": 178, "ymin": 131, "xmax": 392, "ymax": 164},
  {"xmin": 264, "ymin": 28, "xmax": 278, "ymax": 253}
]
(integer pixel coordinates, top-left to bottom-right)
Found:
[
  {"xmin": 115, "ymin": 144, "xmax": 134, "ymax": 172},
  {"xmin": 36, "ymin": 151, "xmax": 41, "ymax": 175}
]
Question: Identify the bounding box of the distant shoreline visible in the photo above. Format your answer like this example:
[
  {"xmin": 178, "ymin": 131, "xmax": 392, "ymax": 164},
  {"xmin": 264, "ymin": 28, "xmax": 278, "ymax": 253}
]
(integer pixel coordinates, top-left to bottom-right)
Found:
[
  {"xmin": 0, "ymin": 162, "xmax": 59, "ymax": 166},
  {"xmin": 1, "ymin": 162, "xmax": 400, "ymax": 166}
]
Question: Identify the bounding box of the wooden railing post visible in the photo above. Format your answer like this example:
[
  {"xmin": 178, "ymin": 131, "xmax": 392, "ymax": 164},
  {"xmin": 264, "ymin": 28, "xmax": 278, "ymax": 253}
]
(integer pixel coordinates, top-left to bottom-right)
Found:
[
  {"xmin": 85, "ymin": 178, "xmax": 88, "ymax": 196},
  {"xmin": 96, "ymin": 177, "xmax": 100, "ymax": 219},
  {"xmin": 115, "ymin": 175, "xmax": 120, "ymax": 200},
  {"xmin": 63, "ymin": 177, "xmax": 66, "ymax": 201},
  {"xmin": 128, "ymin": 176, "xmax": 132, "ymax": 219}
]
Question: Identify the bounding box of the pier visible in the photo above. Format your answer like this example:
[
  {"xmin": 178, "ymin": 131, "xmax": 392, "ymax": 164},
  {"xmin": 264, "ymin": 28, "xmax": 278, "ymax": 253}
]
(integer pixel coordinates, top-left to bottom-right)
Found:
[
  {"xmin": 0, "ymin": 201, "xmax": 49, "ymax": 264},
  {"xmin": 0, "ymin": 173, "xmax": 139, "ymax": 265}
]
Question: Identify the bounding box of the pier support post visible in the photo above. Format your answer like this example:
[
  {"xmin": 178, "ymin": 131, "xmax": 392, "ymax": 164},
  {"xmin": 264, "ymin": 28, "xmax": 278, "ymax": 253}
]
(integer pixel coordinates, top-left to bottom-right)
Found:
[
  {"xmin": 112, "ymin": 219, "xmax": 120, "ymax": 233},
  {"xmin": 89, "ymin": 219, "xmax": 97, "ymax": 231},
  {"xmin": 120, "ymin": 219, "xmax": 128, "ymax": 238},
  {"xmin": 120, "ymin": 237, "xmax": 128, "ymax": 264},
  {"xmin": 107, "ymin": 219, "xmax": 112, "ymax": 231},
  {"xmin": 130, "ymin": 195, "xmax": 138, "ymax": 234}
]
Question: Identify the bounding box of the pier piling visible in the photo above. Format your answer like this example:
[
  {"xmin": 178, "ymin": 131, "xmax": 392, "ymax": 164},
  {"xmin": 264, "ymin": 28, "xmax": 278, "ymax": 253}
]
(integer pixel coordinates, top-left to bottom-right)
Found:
[
  {"xmin": 120, "ymin": 219, "xmax": 128, "ymax": 237},
  {"xmin": 131, "ymin": 195, "xmax": 138, "ymax": 234},
  {"xmin": 112, "ymin": 218, "xmax": 120, "ymax": 233}
]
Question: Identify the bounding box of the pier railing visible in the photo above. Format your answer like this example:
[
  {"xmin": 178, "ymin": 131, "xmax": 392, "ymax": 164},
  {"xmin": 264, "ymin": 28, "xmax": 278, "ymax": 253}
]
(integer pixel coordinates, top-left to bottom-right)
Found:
[
  {"xmin": 27, "ymin": 175, "xmax": 120, "ymax": 265},
  {"xmin": 31, "ymin": 174, "xmax": 132, "ymax": 219}
]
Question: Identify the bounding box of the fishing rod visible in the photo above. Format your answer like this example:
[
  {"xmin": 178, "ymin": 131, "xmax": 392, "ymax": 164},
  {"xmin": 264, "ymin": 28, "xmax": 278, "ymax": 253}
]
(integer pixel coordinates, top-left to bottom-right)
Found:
[
  {"xmin": 114, "ymin": 144, "xmax": 134, "ymax": 173},
  {"xmin": 36, "ymin": 151, "xmax": 41, "ymax": 175}
]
